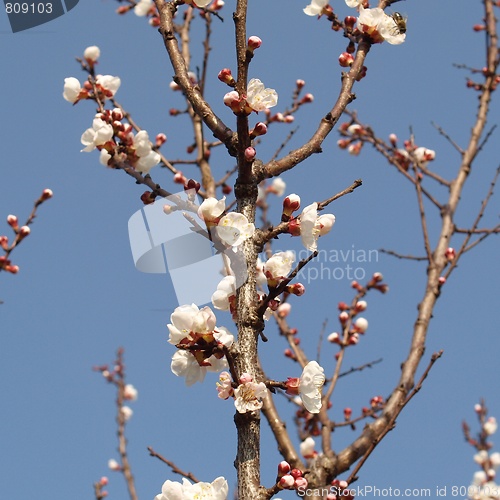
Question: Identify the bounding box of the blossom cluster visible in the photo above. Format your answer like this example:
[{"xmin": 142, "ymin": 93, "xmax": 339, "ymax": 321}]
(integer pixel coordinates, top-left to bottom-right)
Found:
[
  {"xmin": 224, "ymin": 78, "xmax": 278, "ymax": 114},
  {"xmin": 155, "ymin": 476, "xmax": 228, "ymax": 500},
  {"xmin": 168, "ymin": 304, "xmax": 234, "ymax": 386},
  {"xmin": 63, "ymin": 47, "xmax": 162, "ymax": 175},
  {"xmin": 304, "ymin": 0, "xmax": 406, "ymax": 46}
]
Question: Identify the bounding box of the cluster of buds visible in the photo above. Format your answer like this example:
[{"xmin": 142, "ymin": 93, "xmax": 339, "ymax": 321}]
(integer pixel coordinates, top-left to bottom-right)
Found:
[
  {"xmin": 93, "ymin": 351, "xmax": 138, "ymax": 424},
  {"xmin": 328, "ymin": 479, "xmax": 355, "ymax": 500},
  {"xmin": 276, "ymin": 462, "xmax": 308, "ymax": 492},
  {"xmin": 464, "ymin": 403, "xmax": 500, "ymax": 499},
  {"xmin": 328, "ymin": 300, "xmax": 369, "ymax": 348},
  {"xmin": 116, "ymin": 0, "xmax": 160, "ymax": 27},
  {"xmin": 63, "ymin": 73, "xmax": 121, "ymax": 105},
  {"xmin": 337, "ymin": 122, "xmax": 368, "ymax": 156},
  {"xmin": 93, "ymin": 476, "xmax": 109, "ymax": 499},
  {"xmin": 357, "ymin": 272, "xmax": 389, "ymax": 294}
]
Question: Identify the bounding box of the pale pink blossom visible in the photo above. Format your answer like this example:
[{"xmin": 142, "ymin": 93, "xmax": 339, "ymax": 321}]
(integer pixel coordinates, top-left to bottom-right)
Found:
[
  {"xmin": 358, "ymin": 7, "xmax": 406, "ymax": 45},
  {"xmin": 216, "ymin": 371, "xmax": 234, "ymax": 400},
  {"xmin": 123, "ymin": 384, "xmax": 138, "ymax": 401},
  {"xmin": 234, "ymin": 376, "xmax": 268, "ymax": 413}
]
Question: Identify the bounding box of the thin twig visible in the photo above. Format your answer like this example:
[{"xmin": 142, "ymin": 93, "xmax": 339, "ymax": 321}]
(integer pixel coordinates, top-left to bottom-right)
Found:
[{"xmin": 148, "ymin": 446, "xmax": 201, "ymax": 483}]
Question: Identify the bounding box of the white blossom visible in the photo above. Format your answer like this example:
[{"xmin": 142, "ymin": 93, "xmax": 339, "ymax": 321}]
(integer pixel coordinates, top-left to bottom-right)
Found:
[
  {"xmin": 216, "ymin": 212, "xmax": 255, "ymax": 248},
  {"xmin": 62, "ymin": 77, "xmax": 82, "ymax": 103},
  {"xmin": 271, "ymin": 177, "xmax": 286, "ymax": 196},
  {"xmin": 171, "ymin": 349, "xmax": 229, "ymax": 386},
  {"xmin": 211, "ymin": 275, "xmax": 236, "ymax": 311},
  {"xmin": 303, "ymin": 0, "xmax": 328, "ymax": 16},
  {"xmin": 155, "ymin": 476, "xmax": 228, "ymax": 500},
  {"xmin": 134, "ymin": 0, "xmax": 152, "ymax": 16},
  {"xmin": 246, "ymin": 78, "xmax": 278, "ymax": 112},
  {"xmin": 358, "ymin": 7, "xmax": 406, "ymax": 45},
  {"xmin": 80, "ymin": 115, "xmax": 114, "ymax": 152},
  {"xmin": 263, "ymin": 251, "xmax": 295, "ymax": 281},
  {"xmin": 167, "ymin": 303, "xmax": 217, "ymax": 345},
  {"xmin": 299, "ymin": 203, "xmax": 335, "ymax": 251},
  {"xmin": 299, "ymin": 361, "xmax": 325, "ymax": 414},
  {"xmin": 83, "ymin": 45, "xmax": 100, "ymax": 62},
  {"xmin": 300, "ymin": 436, "xmax": 317, "ymax": 458},
  {"xmin": 193, "ymin": 0, "xmax": 213, "ymax": 6},
  {"xmin": 198, "ymin": 197, "xmax": 226, "ymax": 226},
  {"xmin": 484, "ymin": 417, "xmax": 498, "ymax": 435},
  {"xmin": 96, "ymin": 74, "xmax": 121, "ymax": 96}
]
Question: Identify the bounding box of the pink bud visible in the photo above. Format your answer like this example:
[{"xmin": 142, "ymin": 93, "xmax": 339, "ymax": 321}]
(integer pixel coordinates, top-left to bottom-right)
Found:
[
  {"xmin": 223, "ymin": 90, "xmax": 244, "ymax": 114},
  {"xmin": 287, "ymin": 283, "xmax": 305, "ymax": 296},
  {"xmin": 100, "ymin": 477, "xmax": 109, "ymax": 486},
  {"xmin": 294, "ymin": 477, "xmax": 308, "ymax": 490},
  {"xmin": 473, "ymin": 24, "xmax": 486, "ymax": 31},
  {"xmin": 389, "ymin": 133, "xmax": 398, "ymax": 146},
  {"xmin": 328, "ymin": 332, "xmax": 340, "ymax": 344},
  {"xmin": 282, "ymin": 194, "xmax": 301, "ymax": 219},
  {"xmin": 239, "ymin": 373, "xmax": 253, "ymax": 384},
  {"xmin": 155, "ymin": 133, "xmax": 167, "ymax": 147},
  {"xmin": 344, "ymin": 15, "xmax": 357, "ymax": 28},
  {"xmin": 19, "ymin": 226, "xmax": 30, "ymax": 238},
  {"xmin": 244, "ymin": 147, "xmax": 256, "ymax": 161},
  {"xmin": 279, "ymin": 475, "xmax": 295, "ymax": 489},
  {"xmin": 173, "ymin": 172, "xmax": 187, "ymax": 184},
  {"xmin": 296, "ymin": 79, "xmax": 305, "ymax": 89},
  {"xmin": 218, "ymin": 68, "xmax": 235, "ymax": 86},
  {"xmin": 277, "ymin": 303, "xmax": 291, "ymax": 318},
  {"xmin": 338, "ymin": 52, "xmax": 354, "ymax": 67},
  {"xmin": 41, "ymin": 189, "xmax": 53, "ymax": 200},
  {"xmin": 300, "ymin": 93, "xmax": 314, "ymax": 104},
  {"xmin": 290, "ymin": 468, "xmax": 303, "ymax": 479},
  {"xmin": 355, "ymin": 300, "xmax": 367, "ymax": 312},
  {"xmin": 339, "ymin": 311, "xmax": 349, "ymax": 324},
  {"xmin": 285, "ymin": 377, "xmax": 300, "ymax": 395},
  {"xmin": 7, "ymin": 215, "xmax": 18, "ymax": 229},
  {"xmin": 251, "ymin": 122, "xmax": 267, "ymax": 137},
  {"xmin": 438, "ymin": 276, "xmax": 446, "ymax": 286},
  {"xmin": 277, "ymin": 461, "xmax": 291, "ymax": 478},
  {"xmin": 247, "ymin": 36, "xmax": 262, "ymax": 51},
  {"xmin": 445, "ymin": 247, "xmax": 456, "ymax": 261},
  {"xmin": 344, "ymin": 407, "xmax": 352, "ymax": 420}
]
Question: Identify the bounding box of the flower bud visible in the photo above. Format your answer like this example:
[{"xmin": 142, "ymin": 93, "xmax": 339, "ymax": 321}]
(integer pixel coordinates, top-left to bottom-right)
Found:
[
  {"xmin": 339, "ymin": 311, "xmax": 349, "ymax": 324},
  {"xmin": 247, "ymin": 36, "xmax": 262, "ymax": 52},
  {"xmin": 244, "ymin": 146, "xmax": 256, "ymax": 162},
  {"xmin": 277, "ymin": 461, "xmax": 291, "ymax": 478},
  {"xmin": 279, "ymin": 475, "xmax": 295, "ymax": 489},
  {"xmin": 286, "ymin": 283, "xmax": 305, "ymax": 296},
  {"xmin": 282, "ymin": 194, "xmax": 301, "ymax": 220},
  {"xmin": 277, "ymin": 303, "xmax": 291, "ymax": 318},
  {"xmin": 353, "ymin": 317, "xmax": 368, "ymax": 333},
  {"xmin": 7, "ymin": 215, "xmax": 18, "ymax": 230},
  {"xmin": 83, "ymin": 45, "xmax": 100, "ymax": 63},
  {"xmin": 355, "ymin": 300, "xmax": 367, "ymax": 312},
  {"xmin": 285, "ymin": 377, "xmax": 300, "ymax": 395},
  {"xmin": 344, "ymin": 407, "xmax": 352, "ymax": 420},
  {"xmin": 174, "ymin": 172, "xmax": 187, "ymax": 184},
  {"xmin": 328, "ymin": 332, "xmax": 340, "ymax": 344},
  {"xmin": 290, "ymin": 469, "xmax": 303, "ymax": 479},
  {"xmin": 41, "ymin": 188, "xmax": 53, "ymax": 200},
  {"xmin": 294, "ymin": 477, "xmax": 308, "ymax": 490},
  {"xmin": 296, "ymin": 79, "xmax": 305, "ymax": 89},
  {"xmin": 223, "ymin": 90, "xmax": 245, "ymax": 114},
  {"xmin": 19, "ymin": 226, "xmax": 30, "ymax": 238},
  {"xmin": 300, "ymin": 93, "xmax": 314, "ymax": 104},
  {"xmin": 218, "ymin": 68, "xmax": 235, "ymax": 86},
  {"xmin": 155, "ymin": 133, "xmax": 167, "ymax": 147},
  {"xmin": 445, "ymin": 247, "xmax": 456, "ymax": 261},
  {"xmin": 250, "ymin": 122, "xmax": 267, "ymax": 137},
  {"xmin": 339, "ymin": 52, "xmax": 354, "ymax": 67}
]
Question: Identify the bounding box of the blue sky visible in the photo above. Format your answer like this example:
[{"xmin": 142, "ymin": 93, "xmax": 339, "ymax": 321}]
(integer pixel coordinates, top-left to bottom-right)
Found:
[{"xmin": 0, "ymin": 1, "xmax": 499, "ymax": 499}]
